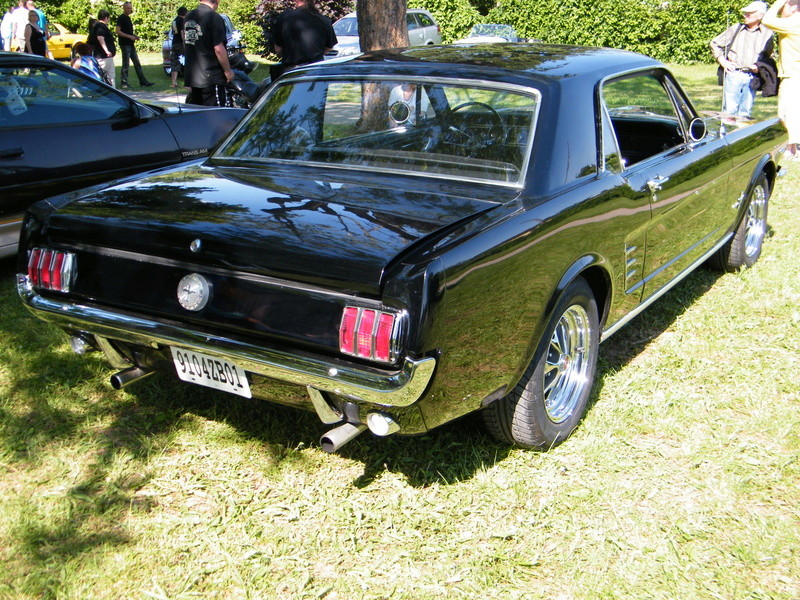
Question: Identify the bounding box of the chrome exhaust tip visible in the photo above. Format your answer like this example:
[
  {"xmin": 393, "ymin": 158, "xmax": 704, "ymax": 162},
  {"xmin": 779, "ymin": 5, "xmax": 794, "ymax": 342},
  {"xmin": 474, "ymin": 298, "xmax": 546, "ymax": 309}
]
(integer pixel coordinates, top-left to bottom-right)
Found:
[
  {"xmin": 110, "ymin": 367, "xmax": 153, "ymax": 390},
  {"xmin": 320, "ymin": 422, "xmax": 367, "ymax": 454}
]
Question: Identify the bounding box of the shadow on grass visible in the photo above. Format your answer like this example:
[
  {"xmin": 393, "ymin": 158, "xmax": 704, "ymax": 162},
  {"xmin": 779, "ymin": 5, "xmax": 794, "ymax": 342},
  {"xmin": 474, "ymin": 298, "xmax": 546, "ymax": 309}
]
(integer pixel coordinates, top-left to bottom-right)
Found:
[{"xmin": 0, "ymin": 256, "xmax": 725, "ymax": 595}]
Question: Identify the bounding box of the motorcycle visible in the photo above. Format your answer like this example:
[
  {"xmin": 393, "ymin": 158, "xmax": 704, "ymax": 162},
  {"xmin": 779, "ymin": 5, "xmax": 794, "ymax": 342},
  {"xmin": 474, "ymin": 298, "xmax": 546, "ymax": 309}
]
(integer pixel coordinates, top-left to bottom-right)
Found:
[{"xmin": 227, "ymin": 66, "xmax": 271, "ymax": 109}]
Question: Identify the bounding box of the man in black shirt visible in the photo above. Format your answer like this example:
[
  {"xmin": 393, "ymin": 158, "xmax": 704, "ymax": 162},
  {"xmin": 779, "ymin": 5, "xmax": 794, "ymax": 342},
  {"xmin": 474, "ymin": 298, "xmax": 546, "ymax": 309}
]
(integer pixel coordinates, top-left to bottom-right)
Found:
[
  {"xmin": 87, "ymin": 10, "xmax": 116, "ymax": 87},
  {"xmin": 116, "ymin": 1, "xmax": 153, "ymax": 88},
  {"xmin": 184, "ymin": 0, "xmax": 233, "ymax": 106},
  {"xmin": 271, "ymin": 0, "xmax": 337, "ymax": 79}
]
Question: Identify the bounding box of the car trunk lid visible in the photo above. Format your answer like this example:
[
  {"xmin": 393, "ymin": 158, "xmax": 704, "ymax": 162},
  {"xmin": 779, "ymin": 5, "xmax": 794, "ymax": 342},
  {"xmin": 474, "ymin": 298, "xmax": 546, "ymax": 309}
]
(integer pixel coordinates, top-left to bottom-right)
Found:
[{"xmin": 44, "ymin": 163, "xmax": 504, "ymax": 294}]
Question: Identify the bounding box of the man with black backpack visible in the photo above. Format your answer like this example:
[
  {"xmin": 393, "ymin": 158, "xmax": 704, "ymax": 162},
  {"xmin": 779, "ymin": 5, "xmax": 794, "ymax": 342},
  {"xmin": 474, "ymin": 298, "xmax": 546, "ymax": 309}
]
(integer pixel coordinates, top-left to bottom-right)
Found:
[{"xmin": 711, "ymin": 1, "xmax": 774, "ymax": 123}]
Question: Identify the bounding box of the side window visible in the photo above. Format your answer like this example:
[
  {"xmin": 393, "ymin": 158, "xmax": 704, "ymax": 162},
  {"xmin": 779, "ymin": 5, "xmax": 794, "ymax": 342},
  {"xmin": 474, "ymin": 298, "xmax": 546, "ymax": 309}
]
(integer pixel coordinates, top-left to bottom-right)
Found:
[
  {"xmin": 601, "ymin": 73, "xmax": 686, "ymax": 168},
  {"xmin": 0, "ymin": 65, "xmax": 132, "ymax": 128},
  {"xmin": 406, "ymin": 13, "xmax": 420, "ymax": 31},
  {"xmin": 417, "ymin": 14, "xmax": 434, "ymax": 28}
]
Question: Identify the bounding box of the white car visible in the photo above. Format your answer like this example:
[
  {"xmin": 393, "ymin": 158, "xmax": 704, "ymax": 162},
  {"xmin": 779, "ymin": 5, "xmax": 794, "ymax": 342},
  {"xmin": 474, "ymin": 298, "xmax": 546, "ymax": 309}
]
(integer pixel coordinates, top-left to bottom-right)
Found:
[
  {"xmin": 325, "ymin": 9, "xmax": 441, "ymax": 59},
  {"xmin": 454, "ymin": 24, "xmax": 520, "ymax": 44}
]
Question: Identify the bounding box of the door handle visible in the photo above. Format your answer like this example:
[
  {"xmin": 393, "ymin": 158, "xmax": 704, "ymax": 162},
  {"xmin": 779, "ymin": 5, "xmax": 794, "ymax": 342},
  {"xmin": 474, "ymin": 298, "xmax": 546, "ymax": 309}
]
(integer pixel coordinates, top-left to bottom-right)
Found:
[
  {"xmin": 647, "ymin": 175, "xmax": 669, "ymax": 192},
  {"xmin": 0, "ymin": 147, "xmax": 23, "ymax": 159}
]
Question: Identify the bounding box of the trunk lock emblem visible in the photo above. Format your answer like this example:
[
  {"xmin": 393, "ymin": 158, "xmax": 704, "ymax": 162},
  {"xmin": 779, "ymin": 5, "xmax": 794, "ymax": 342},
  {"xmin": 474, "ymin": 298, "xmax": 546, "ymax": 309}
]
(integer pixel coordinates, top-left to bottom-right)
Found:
[
  {"xmin": 177, "ymin": 273, "xmax": 211, "ymax": 311},
  {"xmin": 190, "ymin": 239, "xmax": 202, "ymax": 253}
]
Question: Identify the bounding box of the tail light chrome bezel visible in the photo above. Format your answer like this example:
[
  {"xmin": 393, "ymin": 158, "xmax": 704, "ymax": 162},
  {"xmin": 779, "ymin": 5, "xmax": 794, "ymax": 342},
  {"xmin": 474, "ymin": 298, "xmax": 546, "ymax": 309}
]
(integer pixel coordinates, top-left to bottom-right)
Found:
[
  {"xmin": 339, "ymin": 306, "xmax": 407, "ymax": 364},
  {"xmin": 27, "ymin": 248, "xmax": 77, "ymax": 293}
]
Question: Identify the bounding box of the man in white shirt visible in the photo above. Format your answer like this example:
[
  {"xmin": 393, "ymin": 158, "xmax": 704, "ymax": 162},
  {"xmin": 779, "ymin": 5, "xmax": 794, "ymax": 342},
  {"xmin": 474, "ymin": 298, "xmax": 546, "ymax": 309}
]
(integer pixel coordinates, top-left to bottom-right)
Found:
[
  {"xmin": 388, "ymin": 83, "xmax": 430, "ymax": 126},
  {"xmin": 1, "ymin": 5, "xmax": 15, "ymax": 51},
  {"xmin": 10, "ymin": 0, "xmax": 27, "ymax": 51}
]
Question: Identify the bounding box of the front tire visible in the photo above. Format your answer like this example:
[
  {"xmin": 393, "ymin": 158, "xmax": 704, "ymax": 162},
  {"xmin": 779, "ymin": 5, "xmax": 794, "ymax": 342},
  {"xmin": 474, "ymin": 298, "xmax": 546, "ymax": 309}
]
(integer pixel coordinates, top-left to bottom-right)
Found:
[
  {"xmin": 483, "ymin": 277, "xmax": 600, "ymax": 449},
  {"xmin": 712, "ymin": 173, "xmax": 769, "ymax": 271}
]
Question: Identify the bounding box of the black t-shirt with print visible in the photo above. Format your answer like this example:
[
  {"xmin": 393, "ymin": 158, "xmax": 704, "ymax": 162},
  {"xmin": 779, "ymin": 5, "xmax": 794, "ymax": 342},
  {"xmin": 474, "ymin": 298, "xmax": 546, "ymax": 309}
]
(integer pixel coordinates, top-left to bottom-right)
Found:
[{"xmin": 184, "ymin": 4, "xmax": 227, "ymax": 88}]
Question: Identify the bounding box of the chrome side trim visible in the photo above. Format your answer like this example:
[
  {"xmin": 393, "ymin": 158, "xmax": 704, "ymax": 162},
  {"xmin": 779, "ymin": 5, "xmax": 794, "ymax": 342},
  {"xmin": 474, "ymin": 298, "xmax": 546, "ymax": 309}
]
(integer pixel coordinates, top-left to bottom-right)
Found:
[
  {"xmin": 17, "ymin": 276, "xmax": 436, "ymax": 408},
  {"xmin": 601, "ymin": 231, "xmax": 733, "ymax": 341}
]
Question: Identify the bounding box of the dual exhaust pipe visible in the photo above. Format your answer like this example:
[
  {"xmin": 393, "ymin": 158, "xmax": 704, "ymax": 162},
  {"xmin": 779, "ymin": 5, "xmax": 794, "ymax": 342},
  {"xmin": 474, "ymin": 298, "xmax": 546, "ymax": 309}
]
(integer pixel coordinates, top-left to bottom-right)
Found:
[
  {"xmin": 108, "ymin": 367, "xmax": 392, "ymax": 455},
  {"xmin": 320, "ymin": 411, "xmax": 401, "ymax": 453}
]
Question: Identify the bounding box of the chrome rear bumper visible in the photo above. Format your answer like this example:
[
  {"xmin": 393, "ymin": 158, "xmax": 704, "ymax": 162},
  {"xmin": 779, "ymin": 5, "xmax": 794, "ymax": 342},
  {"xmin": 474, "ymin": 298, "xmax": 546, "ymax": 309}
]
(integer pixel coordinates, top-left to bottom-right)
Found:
[{"xmin": 17, "ymin": 275, "xmax": 436, "ymax": 408}]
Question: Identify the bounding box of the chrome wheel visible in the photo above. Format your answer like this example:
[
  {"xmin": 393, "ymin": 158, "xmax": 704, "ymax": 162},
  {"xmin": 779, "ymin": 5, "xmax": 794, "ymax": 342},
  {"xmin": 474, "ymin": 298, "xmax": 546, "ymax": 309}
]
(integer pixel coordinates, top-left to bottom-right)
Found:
[
  {"xmin": 543, "ymin": 304, "xmax": 592, "ymax": 424},
  {"xmin": 744, "ymin": 183, "xmax": 767, "ymax": 258},
  {"xmin": 482, "ymin": 277, "xmax": 599, "ymax": 449}
]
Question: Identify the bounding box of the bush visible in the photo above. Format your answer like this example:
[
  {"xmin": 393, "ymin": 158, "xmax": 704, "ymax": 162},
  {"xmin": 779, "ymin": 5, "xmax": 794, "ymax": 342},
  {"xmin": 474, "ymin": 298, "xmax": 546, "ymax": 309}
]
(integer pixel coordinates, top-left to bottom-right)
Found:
[
  {"xmin": 40, "ymin": 0, "xmax": 749, "ymax": 64},
  {"xmin": 409, "ymin": 0, "xmax": 482, "ymax": 43},
  {"xmin": 483, "ymin": 0, "xmax": 741, "ymax": 63}
]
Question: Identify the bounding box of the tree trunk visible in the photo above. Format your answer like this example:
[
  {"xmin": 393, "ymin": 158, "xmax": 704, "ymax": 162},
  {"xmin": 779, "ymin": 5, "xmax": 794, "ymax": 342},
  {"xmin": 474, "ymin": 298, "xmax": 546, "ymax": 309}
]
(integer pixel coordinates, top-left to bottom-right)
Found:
[
  {"xmin": 357, "ymin": 0, "xmax": 409, "ymax": 52},
  {"xmin": 354, "ymin": 1, "xmax": 409, "ymax": 133}
]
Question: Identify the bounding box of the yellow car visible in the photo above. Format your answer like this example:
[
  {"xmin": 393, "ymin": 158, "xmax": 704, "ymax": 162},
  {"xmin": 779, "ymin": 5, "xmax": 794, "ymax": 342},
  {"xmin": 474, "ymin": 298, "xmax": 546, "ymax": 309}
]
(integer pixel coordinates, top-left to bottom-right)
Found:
[{"xmin": 46, "ymin": 23, "xmax": 87, "ymax": 60}]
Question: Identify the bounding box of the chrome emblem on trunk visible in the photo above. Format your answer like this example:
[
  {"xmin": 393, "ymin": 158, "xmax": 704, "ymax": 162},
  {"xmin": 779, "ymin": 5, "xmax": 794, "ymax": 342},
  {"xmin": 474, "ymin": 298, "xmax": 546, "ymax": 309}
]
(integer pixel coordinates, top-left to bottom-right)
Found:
[{"xmin": 177, "ymin": 273, "xmax": 211, "ymax": 311}]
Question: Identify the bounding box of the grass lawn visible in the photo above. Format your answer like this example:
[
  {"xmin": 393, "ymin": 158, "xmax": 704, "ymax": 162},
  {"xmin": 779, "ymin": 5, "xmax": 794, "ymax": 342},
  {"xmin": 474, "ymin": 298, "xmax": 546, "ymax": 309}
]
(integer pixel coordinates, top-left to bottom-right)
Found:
[{"xmin": 0, "ymin": 60, "xmax": 798, "ymax": 600}]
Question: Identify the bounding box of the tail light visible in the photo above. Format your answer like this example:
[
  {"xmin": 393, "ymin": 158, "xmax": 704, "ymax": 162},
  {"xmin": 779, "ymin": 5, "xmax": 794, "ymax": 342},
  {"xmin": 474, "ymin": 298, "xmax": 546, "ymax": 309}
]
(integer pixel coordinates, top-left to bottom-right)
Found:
[
  {"xmin": 27, "ymin": 248, "xmax": 76, "ymax": 293},
  {"xmin": 339, "ymin": 306, "xmax": 404, "ymax": 364}
]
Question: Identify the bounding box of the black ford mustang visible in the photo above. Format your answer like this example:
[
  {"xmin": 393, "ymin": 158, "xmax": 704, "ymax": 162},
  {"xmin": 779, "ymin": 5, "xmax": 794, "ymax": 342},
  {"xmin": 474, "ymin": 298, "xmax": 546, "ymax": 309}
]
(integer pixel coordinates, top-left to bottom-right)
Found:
[
  {"xmin": 0, "ymin": 52, "xmax": 245, "ymax": 258},
  {"xmin": 17, "ymin": 45, "xmax": 786, "ymax": 453}
]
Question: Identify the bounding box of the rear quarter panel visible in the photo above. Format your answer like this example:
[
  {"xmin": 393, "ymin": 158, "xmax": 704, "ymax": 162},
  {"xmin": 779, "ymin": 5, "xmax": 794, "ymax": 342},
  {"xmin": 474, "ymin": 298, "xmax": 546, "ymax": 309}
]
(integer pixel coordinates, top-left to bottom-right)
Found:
[{"xmin": 160, "ymin": 107, "xmax": 246, "ymax": 159}]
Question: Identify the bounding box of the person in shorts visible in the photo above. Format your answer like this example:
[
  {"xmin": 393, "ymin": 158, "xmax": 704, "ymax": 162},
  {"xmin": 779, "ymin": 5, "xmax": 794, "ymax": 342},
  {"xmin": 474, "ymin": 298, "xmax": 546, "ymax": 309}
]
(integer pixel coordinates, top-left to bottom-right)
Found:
[{"xmin": 170, "ymin": 6, "xmax": 187, "ymax": 87}]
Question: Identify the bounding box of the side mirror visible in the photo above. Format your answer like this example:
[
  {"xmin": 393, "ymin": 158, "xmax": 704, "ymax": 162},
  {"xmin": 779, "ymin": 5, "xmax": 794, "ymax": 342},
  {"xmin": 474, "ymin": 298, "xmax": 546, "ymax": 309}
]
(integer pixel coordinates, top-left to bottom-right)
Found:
[
  {"xmin": 689, "ymin": 117, "xmax": 706, "ymax": 142},
  {"xmin": 389, "ymin": 101, "xmax": 411, "ymax": 125}
]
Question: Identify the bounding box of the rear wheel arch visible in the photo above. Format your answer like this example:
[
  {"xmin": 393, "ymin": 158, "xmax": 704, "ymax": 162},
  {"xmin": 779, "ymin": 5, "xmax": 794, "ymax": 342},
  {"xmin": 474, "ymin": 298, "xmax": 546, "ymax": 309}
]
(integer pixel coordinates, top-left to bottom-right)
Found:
[
  {"xmin": 483, "ymin": 275, "xmax": 601, "ymax": 448},
  {"xmin": 498, "ymin": 256, "xmax": 611, "ymax": 406},
  {"xmin": 548, "ymin": 256, "xmax": 611, "ymax": 329}
]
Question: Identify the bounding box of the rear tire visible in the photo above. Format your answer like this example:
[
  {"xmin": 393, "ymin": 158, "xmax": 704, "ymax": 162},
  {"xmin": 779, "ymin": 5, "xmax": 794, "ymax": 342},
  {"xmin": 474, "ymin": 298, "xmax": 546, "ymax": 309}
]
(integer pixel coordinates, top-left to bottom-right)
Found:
[
  {"xmin": 712, "ymin": 173, "xmax": 769, "ymax": 271},
  {"xmin": 483, "ymin": 277, "xmax": 599, "ymax": 448}
]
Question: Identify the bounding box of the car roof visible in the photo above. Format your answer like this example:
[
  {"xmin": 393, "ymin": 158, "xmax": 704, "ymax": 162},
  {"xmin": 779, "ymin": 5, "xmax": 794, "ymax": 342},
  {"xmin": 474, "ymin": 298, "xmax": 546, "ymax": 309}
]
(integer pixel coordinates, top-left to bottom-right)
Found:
[
  {"xmin": 297, "ymin": 43, "xmax": 662, "ymax": 85},
  {"xmin": 0, "ymin": 51, "xmax": 58, "ymax": 65}
]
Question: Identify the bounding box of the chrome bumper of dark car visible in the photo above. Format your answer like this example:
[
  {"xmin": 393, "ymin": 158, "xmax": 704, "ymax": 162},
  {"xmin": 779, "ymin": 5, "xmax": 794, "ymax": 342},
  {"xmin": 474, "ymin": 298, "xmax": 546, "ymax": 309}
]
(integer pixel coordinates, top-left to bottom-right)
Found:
[{"xmin": 17, "ymin": 275, "xmax": 436, "ymax": 408}]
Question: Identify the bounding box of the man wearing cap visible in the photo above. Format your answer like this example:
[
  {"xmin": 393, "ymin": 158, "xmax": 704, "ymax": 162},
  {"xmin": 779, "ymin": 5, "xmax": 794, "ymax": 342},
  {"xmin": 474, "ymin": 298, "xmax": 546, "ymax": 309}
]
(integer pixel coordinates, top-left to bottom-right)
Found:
[{"xmin": 711, "ymin": 1, "xmax": 774, "ymax": 122}]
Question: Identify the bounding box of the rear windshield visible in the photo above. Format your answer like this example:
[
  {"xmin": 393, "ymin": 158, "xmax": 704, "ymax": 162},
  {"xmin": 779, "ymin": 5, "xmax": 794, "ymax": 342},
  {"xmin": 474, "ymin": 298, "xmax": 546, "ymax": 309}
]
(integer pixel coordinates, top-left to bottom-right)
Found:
[
  {"xmin": 216, "ymin": 77, "xmax": 539, "ymax": 186},
  {"xmin": 333, "ymin": 17, "xmax": 358, "ymax": 36}
]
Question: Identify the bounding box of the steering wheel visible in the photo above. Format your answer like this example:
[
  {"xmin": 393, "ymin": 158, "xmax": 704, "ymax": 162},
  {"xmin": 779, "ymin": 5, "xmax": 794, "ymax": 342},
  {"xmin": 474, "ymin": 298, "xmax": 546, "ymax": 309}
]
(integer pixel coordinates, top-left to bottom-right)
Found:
[{"xmin": 431, "ymin": 101, "xmax": 507, "ymax": 157}]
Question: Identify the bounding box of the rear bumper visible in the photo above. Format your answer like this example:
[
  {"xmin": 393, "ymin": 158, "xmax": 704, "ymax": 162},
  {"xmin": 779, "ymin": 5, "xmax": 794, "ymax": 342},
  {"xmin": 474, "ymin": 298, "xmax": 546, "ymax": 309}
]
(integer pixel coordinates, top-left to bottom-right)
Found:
[{"xmin": 17, "ymin": 275, "xmax": 436, "ymax": 408}]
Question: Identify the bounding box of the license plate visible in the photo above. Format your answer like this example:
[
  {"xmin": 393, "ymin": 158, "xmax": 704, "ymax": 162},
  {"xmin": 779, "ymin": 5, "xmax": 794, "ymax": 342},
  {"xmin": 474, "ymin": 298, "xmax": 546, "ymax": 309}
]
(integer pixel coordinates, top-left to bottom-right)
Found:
[{"xmin": 170, "ymin": 347, "xmax": 252, "ymax": 398}]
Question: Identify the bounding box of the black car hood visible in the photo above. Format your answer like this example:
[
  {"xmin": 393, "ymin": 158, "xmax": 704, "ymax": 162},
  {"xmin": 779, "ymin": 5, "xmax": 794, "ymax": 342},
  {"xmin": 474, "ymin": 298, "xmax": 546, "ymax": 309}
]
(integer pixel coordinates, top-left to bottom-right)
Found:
[{"xmin": 46, "ymin": 163, "xmax": 502, "ymax": 293}]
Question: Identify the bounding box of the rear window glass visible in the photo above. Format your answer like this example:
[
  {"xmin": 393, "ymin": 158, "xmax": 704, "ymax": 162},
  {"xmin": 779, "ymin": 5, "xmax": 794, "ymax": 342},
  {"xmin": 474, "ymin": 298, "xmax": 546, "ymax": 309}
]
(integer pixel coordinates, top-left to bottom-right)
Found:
[{"xmin": 217, "ymin": 77, "xmax": 539, "ymax": 186}]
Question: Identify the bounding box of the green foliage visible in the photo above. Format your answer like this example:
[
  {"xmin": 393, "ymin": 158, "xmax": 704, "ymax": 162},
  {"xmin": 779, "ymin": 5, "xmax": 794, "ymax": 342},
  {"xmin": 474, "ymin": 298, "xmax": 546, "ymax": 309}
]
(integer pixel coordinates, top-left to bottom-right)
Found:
[
  {"xmin": 40, "ymin": 0, "xmax": 92, "ymax": 34},
  {"xmin": 39, "ymin": 0, "xmax": 744, "ymax": 62},
  {"xmin": 483, "ymin": 0, "xmax": 742, "ymax": 63},
  {"xmin": 409, "ymin": 0, "xmax": 482, "ymax": 43}
]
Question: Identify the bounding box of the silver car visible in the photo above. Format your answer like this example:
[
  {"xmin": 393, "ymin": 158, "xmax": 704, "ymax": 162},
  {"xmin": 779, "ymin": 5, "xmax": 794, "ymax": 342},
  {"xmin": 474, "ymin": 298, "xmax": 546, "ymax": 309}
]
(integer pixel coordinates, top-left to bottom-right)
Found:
[{"xmin": 325, "ymin": 9, "xmax": 441, "ymax": 59}]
